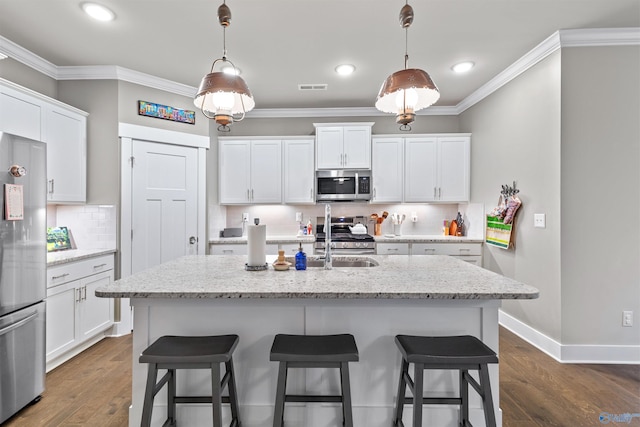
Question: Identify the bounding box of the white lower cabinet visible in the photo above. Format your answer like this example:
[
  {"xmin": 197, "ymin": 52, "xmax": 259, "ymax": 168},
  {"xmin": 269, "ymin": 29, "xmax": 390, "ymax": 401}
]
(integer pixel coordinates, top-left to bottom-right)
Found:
[
  {"xmin": 46, "ymin": 254, "xmax": 114, "ymax": 371},
  {"xmin": 411, "ymin": 242, "xmax": 483, "ymax": 265},
  {"xmin": 210, "ymin": 244, "xmax": 248, "ymax": 255},
  {"xmin": 376, "ymin": 243, "xmax": 410, "ymax": 255}
]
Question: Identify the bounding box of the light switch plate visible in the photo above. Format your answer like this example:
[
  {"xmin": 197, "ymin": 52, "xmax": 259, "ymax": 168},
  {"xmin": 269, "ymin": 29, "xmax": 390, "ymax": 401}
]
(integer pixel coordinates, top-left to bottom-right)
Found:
[
  {"xmin": 534, "ymin": 213, "xmax": 546, "ymax": 228},
  {"xmin": 295, "ymin": 212, "xmax": 303, "ymax": 222}
]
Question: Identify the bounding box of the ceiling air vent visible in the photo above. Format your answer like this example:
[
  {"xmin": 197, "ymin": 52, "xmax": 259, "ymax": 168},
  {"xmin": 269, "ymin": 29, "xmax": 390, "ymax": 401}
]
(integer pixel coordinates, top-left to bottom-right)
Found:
[{"xmin": 298, "ymin": 84, "xmax": 328, "ymax": 91}]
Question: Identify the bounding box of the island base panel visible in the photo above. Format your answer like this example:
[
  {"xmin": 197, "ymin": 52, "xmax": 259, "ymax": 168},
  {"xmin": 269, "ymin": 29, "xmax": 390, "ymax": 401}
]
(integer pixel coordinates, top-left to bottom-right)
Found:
[{"xmin": 129, "ymin": 299, "xmax": 502, "ymax": 427}]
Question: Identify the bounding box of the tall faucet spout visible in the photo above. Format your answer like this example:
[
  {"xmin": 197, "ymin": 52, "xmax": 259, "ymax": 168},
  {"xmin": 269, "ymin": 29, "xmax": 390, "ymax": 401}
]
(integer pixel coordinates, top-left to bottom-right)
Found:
[{"xmin": 324, "ymin": 203, "xmax": 332, "ymax": 270}]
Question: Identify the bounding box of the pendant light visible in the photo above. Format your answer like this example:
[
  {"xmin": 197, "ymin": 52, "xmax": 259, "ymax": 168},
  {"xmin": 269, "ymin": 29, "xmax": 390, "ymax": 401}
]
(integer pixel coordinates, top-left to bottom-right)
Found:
[
  {"xmin": 194, "ymin": 1, "xmax": 255, "ymax": 132},
  {"xmin": 375, "ymin": 2, "xmax": 439, "ymax": 131}
]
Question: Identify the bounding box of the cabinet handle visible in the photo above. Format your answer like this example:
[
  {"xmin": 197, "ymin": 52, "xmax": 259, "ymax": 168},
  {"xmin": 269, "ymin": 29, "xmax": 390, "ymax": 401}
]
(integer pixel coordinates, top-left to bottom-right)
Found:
[
  {"xmin": 82, "ymin": 286, "xmax": 87, "ymax": 301},
  {"xmin": 344, "ymin": 153, "xmax": 347, "ymax": 165},
  {"xmin": 48, "ymin": 179, "xmax": 54, "ymax": 194},
  {"xmin": 222, "ymin": 249, "xmax": 234, "ymax": 254},
  {"xmin": 93, "ymin": 263, "xmax": 107, "ymax": 269},
  {"xmin": 251, "ymin": 189, "xmax": 254, "ymax": 200},
  {"xmin": 424, "ymin": 248, "xmax": 436, "ymax": 253},
  {"xmin": 340, "ymin": 153, "xmax": 343, "ymax": 166},
  {"xmin": 52, "ymin": 273, "xmax": 70, "ymax": 280},
  {"xmin": 373, "ymin": 188, "xmax": 376, "ymax": 199},
  {"xmin": 433, "ymin": 187, "xmax": 437, "ymax": 198},
  {"xmin": 310, "ymin": 188, "xmax": 313, "ymax": 200},
  {"xmin": 438, "ymin": 187, "xmax": 441, "ymax": 198},
  {"xmin": 76, "ymin": 288, "xmax": 82, "ymax": 303},
  {"xmin": 388, "ymin": 248, "xmax": 399, "ymax": 252},
  {"xmin": 247, "ymin": 189, "xmax": 250, "ymax": 201},
  {"xmin": 459, "ymin": 248, "xmax": 471, "ymax": 252}
]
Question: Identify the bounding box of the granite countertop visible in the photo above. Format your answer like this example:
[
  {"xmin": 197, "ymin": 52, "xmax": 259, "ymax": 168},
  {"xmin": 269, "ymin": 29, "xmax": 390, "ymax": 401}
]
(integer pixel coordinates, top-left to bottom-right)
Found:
[
  {"xmin": 96, "ymin": 254, "xmax": 538, "ymax": 300},
  {"xmin": 209, "ymin": 235, "xmax": 316, "ymax": 244},
  {"xmin": 47, "ymin": 248, "xmax": 116, "ymax": 267},
  {"xmin": 210, "ymin": 235, "xmax": 482, "ymax": 244},
  {"xmin": 374, "ymin": 235, "xmax": 484, "ymax": 243}
]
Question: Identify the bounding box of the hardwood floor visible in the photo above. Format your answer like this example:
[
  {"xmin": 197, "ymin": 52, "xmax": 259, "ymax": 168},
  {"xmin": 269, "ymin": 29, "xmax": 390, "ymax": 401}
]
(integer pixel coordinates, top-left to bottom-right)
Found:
[{"xmin": 3, "ymin": 328, "xmax": 638, "ymax": 426}]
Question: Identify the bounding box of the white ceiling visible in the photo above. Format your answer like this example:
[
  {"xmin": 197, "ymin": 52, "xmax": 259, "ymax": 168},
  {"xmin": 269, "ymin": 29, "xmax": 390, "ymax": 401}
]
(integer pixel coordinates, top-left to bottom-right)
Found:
[{"xmin": 0, "ymin": 0, "xmax": 639, "ymax": 111}]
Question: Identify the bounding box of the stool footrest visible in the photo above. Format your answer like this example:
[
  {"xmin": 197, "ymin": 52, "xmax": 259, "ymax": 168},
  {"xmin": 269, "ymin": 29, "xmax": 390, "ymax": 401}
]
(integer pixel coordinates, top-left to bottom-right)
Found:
[
  {"xmin": 174, "ymin": 396, "xmax": 234, "ymax": 404},
  {"xmin": 285, "ymin": 394, "xmax": 343, "ymax": 403},
  {"xmin": 403, "ymin": 396, "xmax": 462, "ymax": 405}
]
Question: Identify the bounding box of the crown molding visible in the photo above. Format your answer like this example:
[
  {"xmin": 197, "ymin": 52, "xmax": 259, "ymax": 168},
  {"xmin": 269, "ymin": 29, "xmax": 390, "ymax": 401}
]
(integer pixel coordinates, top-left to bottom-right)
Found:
[
  {"xmin": 456, "ymin": 27, "xmax": 640, "ymax": 114},
  {"xmin": 246, "ymin": 105, "xmax": 458, "ymax": 118},
  {"xmin": 2, "ymin": 28, "xmax": 638, "ymax": 118},
  {"xmin": 56, "ymin": 65, "xmax": 197, "ymax": 98},
  {"xmin": 0, "ymin": 35, "xmax": 57, "ymax": 79}
]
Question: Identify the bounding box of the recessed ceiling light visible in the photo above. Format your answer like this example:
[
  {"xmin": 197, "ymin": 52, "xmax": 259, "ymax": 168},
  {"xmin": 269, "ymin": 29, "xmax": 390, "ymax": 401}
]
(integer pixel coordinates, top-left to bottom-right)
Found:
[
  {"xmin": 81, "ymin": 2, "xmax": 115, "ymax": 22},
  {"xmin": 452, "ymin": 61, "xmax": 474, "ymax": 73},
  {"xmin": 335, "ymin": 64, "xmax": 356, "ymax": 76}
]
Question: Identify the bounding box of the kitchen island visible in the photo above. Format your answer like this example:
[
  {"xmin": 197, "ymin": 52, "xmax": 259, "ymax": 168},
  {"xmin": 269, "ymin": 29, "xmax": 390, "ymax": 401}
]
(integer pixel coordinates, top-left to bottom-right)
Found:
[{"xmin": 96, "ymin": 255, "xmax": 538, "ymax": 427}]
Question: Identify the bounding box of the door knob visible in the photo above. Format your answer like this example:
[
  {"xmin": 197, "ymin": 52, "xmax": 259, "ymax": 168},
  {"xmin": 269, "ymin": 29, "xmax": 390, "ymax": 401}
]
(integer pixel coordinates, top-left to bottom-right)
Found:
[{"xmin": 189, "ymin": 236, "xmax": 197, "ymax": 244}]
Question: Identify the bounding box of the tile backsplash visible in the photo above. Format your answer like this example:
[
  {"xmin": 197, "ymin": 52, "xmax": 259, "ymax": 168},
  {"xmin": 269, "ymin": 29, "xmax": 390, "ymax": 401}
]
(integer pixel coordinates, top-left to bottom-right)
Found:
[
  {"xmin": 219, "ymin": 203, "xmax": 484, "ymax": 238},
  {"xmin": 47, "ymin": 205, "xmax": 116, "ymax": 250}
]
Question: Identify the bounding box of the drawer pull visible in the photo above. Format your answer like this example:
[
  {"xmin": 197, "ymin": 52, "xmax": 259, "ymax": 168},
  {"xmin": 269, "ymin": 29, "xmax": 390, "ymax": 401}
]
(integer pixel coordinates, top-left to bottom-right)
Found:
[
  {"xmin": 52, "ymin": 273, "xmax": 70, "ymax": 280},
  {"xmin": 222, "ymin": 249, "xmax": 234, "ymax": 253},
  {"xmin": 93, "ymin": 263, "xmax": 107, "ymax": 269},
  {"xmin": 387, "ymin": 248, "xmax": 399, "ymax": 251},
  {"xmin": 459, "ymin": 248, "xmax": 471, "ymax": 252},
  {"xmin": 423, "ymin": 248, "xmax": 436, "ymax": 252}
]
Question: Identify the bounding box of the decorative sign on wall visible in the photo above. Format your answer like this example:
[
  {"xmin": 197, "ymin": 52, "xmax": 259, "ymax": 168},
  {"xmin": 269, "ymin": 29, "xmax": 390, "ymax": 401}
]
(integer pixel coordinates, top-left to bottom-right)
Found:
[{"xmin": 138, "ymin": 100, "xmax": 196, "ymax": 124}]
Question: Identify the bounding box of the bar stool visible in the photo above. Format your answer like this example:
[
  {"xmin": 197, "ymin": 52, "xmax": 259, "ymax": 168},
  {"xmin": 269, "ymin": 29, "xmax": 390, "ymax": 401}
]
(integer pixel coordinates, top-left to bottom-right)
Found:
[
  {"xmin": 139, "ymin": 334, "xmax": 241, "ymax": 427},
  {"xmin": 393, "ymin": 335, "xmax": 498, "ymax": 427},
  {"xmin": 270, "ymin": 334, "xmax": 359, "ymax": 427}
]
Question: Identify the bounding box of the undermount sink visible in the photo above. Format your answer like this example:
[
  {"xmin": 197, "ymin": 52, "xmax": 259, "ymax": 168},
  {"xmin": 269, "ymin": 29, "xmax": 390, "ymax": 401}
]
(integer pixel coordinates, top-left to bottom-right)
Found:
[{"xmin": 286, "ymin": 257, "xmax": 379, "ymax": 268}]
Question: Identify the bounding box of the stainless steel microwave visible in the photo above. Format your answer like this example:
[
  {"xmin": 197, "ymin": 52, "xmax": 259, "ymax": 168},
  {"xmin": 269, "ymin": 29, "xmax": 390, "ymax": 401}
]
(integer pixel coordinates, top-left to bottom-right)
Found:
[{"xmin": 316, "ymin": 170, "xmax": 371, "ymax": 202}]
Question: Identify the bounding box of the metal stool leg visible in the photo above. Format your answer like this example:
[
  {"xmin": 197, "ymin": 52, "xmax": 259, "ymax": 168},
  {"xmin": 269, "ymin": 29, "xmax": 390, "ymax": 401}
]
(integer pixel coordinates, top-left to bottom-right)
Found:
[
  {"xmin": 226, "ymin": 359, "xmax": 241, "ymax": 426},
  {"xmin": 273, "ymin": 361, "xmax": 288, "ymax": 427},
  {"xmin": 340, "ymin": 362, "xmax": 354, "ymax": 427},
  {"xmin": 393, "ymin": 359, "xmax": 409, "ymax": 426},
  {"xmin": 460, "ymin": 369, "xmax": 469, "ymax": 426},
  {"xmin": 412, "ymin": 363, "xmax": 424, "ymax": 427},
  {"xmin": 479, "ymin": 364, "xmax": 496, "ymax": 427},
  {"xmin": 211, "ymin": 363, "xmax": 222, "ymax": 427},
  {"xmin": 141, "ymin": 363, "xmax": 158, "ymax": 427}
]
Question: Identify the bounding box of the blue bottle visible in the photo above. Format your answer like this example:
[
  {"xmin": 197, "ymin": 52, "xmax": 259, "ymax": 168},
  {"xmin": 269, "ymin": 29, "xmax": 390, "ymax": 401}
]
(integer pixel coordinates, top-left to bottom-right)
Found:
[{"xmin": 295, "ymin": 243, "xmax": 307, "ymax": 270}]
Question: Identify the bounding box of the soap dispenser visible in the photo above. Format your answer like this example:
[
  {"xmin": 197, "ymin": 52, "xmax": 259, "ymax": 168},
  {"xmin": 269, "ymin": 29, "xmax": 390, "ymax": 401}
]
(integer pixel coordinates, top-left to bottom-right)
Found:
[{"xmin": 295, "ymin": 243, "xmax": 307, "ymax": 270}]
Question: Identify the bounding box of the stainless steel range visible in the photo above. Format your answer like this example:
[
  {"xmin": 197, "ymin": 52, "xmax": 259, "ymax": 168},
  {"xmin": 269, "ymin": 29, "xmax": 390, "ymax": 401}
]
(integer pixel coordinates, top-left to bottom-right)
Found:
[{"xmin": 314, "ymin": 216, "xmax": 376, "ymax": 255}]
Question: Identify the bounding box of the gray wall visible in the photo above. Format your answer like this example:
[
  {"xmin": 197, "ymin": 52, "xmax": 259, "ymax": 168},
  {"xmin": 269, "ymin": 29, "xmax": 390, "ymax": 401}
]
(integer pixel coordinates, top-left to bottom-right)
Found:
[
  {"xmin": 560, "ymin": 46, "xmax": 640, "ymax": 345},
  {"xmin": 459, "ymin": 52, "xmax": 563, "ymax": 341},
  {"xmin": 0, "ymin": 57, "xmax": 57, "ymax": 98}
]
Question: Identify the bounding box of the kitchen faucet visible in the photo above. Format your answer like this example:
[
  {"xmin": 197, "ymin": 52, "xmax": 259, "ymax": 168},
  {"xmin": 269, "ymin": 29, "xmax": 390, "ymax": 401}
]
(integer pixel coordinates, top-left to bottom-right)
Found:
[{"xmin": 323, "ymin": 203, "xmax": 332, "ymax": 270}]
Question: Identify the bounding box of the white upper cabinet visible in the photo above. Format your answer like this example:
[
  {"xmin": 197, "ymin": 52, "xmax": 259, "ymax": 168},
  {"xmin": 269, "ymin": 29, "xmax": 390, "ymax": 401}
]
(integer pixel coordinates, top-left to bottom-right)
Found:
[
  {"xmin": 0, "ymin": 79, "xmax": 88, "ymax": 204},
  {"xmin": 404, "ymin": 137, "xmax": 438, "ymax": 202},
  {"xmin": 219, "ymin": 138, "xmax": 282, "ymax": 204},
  {"xmin": 283, "ymin": 138, "xmax": 315, "ymax": 204},
  {"xmin": 0, "ymin": 87, "xmax": 42, "ymax": 141},
  {"xmin": 371, "ymin": 137, "xmax": 404, "ymax": 203},
  {"xmin": 404, "ymin": 135, "xmax": 470, "ymax": 203},
  {"xmin": 315, "ymin": 123, "xmax": 373, "ymax": 169},
  {"xmin": 43, "ymin": 105, "xmax": 87, "ymax": 203}
]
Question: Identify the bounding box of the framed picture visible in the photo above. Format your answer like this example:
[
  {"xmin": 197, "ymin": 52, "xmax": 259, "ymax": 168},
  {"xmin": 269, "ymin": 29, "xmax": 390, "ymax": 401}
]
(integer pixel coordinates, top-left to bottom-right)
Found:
[
  {"xmin": 47, "ymin": 226, "xmax": 72, "ymax": 252},
  {"xmin": 138, "ymin": 100, "xmax": 196, "ymax": 124}
]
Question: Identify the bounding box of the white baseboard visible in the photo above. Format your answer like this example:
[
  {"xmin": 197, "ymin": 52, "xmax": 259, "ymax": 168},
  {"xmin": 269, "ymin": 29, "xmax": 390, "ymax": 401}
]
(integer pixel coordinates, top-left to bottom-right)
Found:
[{"xmin": 499, "ymin": 310, "xmax": 640, "ymax": 364}]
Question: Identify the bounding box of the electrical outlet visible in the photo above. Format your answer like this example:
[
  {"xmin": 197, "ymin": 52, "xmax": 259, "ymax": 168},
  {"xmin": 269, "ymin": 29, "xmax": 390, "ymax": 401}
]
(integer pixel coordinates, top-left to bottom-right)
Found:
[
  {"xmin": 534, "ymin": 213, "xmax": 546, "ymax": 228},
  {"xmin": 242, "ymin": 212, "xmax": 249, "ymax": 223},
  {"xmin": 411, "ymin": 212, "xmax": 418, "ymax": 223},
  {"xmin": 295, "ymin": 212, "xmax": 303, "ymax": 222},
  {"xmin": 623, "ymin": 311, "xmax": 633, "ymax": 327}
]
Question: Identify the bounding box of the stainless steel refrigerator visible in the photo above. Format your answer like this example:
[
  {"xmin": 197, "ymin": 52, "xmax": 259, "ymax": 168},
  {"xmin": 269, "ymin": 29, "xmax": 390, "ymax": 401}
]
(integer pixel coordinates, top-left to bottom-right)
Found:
[{"xmin": 0, "ymin": 132, "xmax": 46, "ymax": 424}]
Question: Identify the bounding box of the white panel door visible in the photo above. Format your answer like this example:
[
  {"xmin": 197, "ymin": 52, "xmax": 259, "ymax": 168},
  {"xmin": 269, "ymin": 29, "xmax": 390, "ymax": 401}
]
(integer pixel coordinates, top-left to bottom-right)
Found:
[
  {"xmin": 316, "ymin": 127, "xmax": 343, "ymax": 169},
  {"xmin": 131, "ymin": 140, "xmax": 198, "ymax": 274},
  {"xmin": 342, "ymin": 126, "xmax": 371, "ymax": 169},
  {"xmin": 283, "ymin": 139, "xmax": 315, "ymax": 204},
  {"xmin": 0, "ymin": 90, "xmax": 41, "ymax": 140},
  {"xmin": 438, "ymin": 136, "xmax": 470, "ymax": 202},
  {"xmin": 219, "ymin": 140, "xmax": 251, "ymax": 204},
  {"xmin": 250, "ymin": 140, "xmax": 282, "ymax": 203},
  {"xmin": 78, "ymin": 272, "xmax": 113, "ymax": 341}
]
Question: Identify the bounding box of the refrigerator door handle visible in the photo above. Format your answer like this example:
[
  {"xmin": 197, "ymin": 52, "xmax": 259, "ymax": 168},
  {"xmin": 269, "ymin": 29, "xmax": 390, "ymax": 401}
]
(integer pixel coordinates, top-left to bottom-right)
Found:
[{"xmin": 0, "ymin": 312, "xmax": 38, "ymax": 337}]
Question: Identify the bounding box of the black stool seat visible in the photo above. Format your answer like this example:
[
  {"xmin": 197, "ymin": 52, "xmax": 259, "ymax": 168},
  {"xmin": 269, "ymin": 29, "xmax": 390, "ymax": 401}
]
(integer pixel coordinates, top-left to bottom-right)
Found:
[
  {"xmin": 393, "ymin": 335, "xmax": 498, "ymax": 427},
  {"xmin": 270, "ymin": 334, "xmax": 359, "ymax": 363},
  {"xmin": 139, "ymin": 334, "xmax": 241, "ymax": 427},
  {"xmin": 395, "ymin": 335, "xmax": 498, "ymax": 365},
  {"xmin": 270, "ymin": 334, "xmax": 359, "ymax": 427}
]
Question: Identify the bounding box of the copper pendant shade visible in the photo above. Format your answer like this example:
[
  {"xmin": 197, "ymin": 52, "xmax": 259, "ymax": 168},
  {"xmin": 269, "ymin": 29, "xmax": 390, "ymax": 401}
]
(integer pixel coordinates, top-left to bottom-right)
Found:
[
  {"xmin": 194, "ymin": 1, "xmax": 254, "ymax": 132},
  {"xmin": 375, "ymin": 2, "xmax": 440, "ymax": 131}
]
